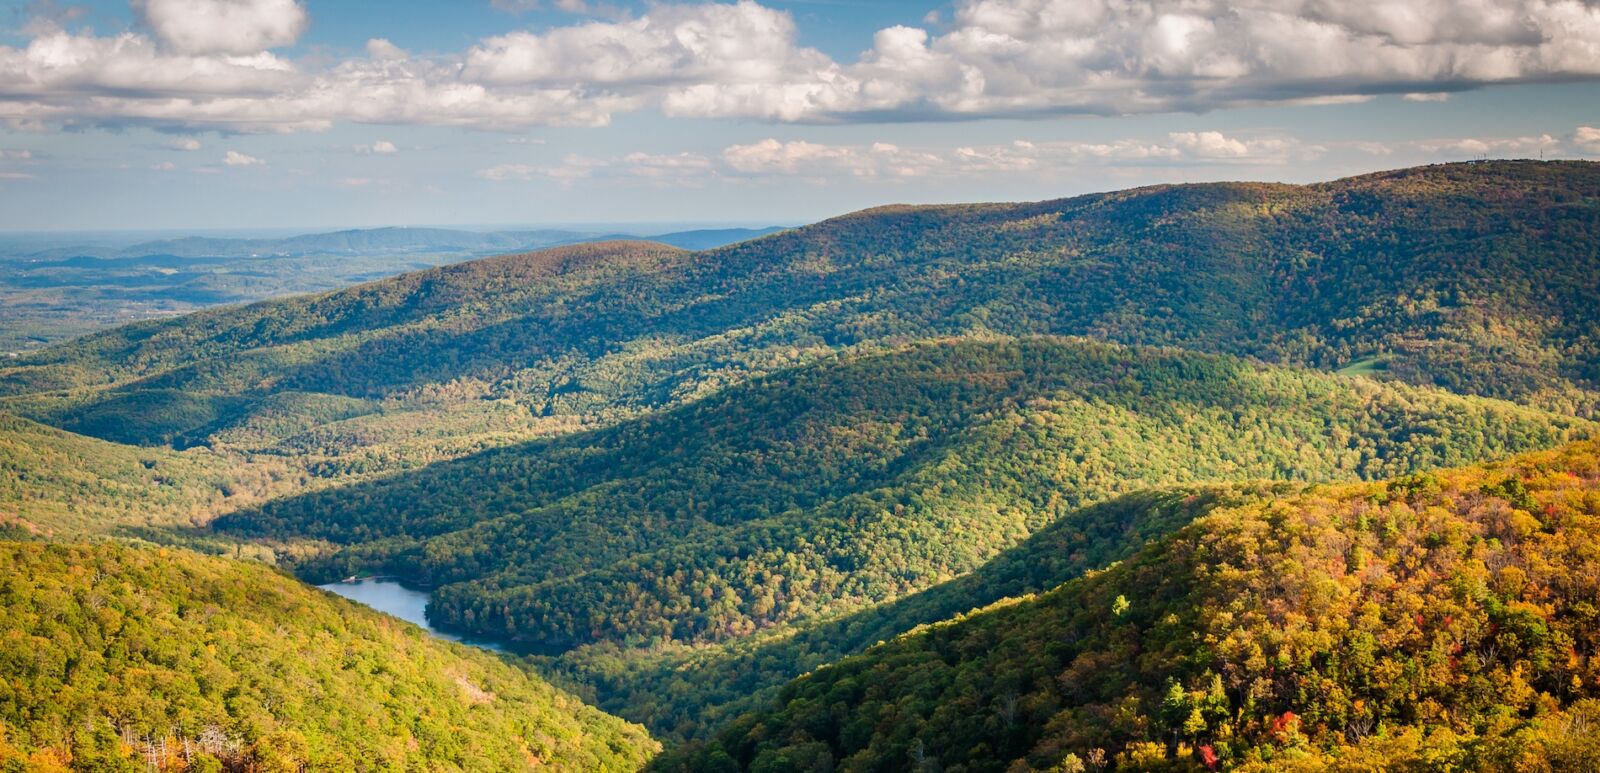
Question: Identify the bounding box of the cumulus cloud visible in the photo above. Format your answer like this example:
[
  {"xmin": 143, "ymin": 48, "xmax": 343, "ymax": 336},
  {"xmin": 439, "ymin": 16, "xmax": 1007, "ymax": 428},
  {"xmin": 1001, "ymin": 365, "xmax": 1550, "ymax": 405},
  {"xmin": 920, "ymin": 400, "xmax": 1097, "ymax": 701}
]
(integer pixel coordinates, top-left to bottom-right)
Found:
[
  {"xmin": 168, "ymin": 138, "xmax": 203, "ymax": 151},
  {"xmin": 7, "ymin": 0, "xmax": 1598, "ymax": 131},
  {"xmin": 462, "ymin": 2, "xmax": 831, "ymax": 91},
  {"xmin": 138, "ymin": 0, "xmax": 310, "ymax": 55},
  {"xmin": 1574, "ymin": 126, "xmax": 1600, "ymax": 155},
  {"xmin": 359, "ymin": 140, "xmax": 399, "ymax": 154},
  {"xmin": 0, "ymin": 26, "xmax": 620, "ymax": 132},
  {"xmin": 223, "ymin": 149, "xmax": 265, "ymax": 165},
  {"xmin": 814, "ymin": 0, "xmax": 1600, "ymax": 119}
]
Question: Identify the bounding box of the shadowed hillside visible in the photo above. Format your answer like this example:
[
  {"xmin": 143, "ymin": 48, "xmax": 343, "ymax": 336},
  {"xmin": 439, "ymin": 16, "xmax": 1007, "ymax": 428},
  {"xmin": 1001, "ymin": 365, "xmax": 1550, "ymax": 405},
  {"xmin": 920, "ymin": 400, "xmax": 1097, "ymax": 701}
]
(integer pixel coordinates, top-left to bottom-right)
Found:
[
  {"xmin": 217, "ymin": 337, "xmax": 1588, "ymax": 655},
  {"xmin": 6, "ymin": 162, "xmax": 1598, "ymax": 460}
]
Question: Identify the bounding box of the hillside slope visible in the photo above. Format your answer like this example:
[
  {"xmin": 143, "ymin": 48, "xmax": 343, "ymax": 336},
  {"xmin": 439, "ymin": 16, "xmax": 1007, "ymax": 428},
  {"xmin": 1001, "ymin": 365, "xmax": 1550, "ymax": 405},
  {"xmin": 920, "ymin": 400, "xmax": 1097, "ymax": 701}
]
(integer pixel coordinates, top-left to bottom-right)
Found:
[
  {"xmin": 214, "ymin": 337, "xmax": 1587, "ymax": 659},
  {"xmin": 0, "ymin": 542, "xmax": 656, "ymax": 771},
  {"xmin": 0, "ymin": 412, "xmax": 290, "ymax": 538},
  {"xmin": 5, "ymin": 161, "xmax": 1598, "ymax": 458},
  {"xmin": 545, "ymin": 483, "xmax": 1294, "ymax": 741},
  {"xmin": 659, "ymin": 441, "xmax": 1600, "ymax": 772}
]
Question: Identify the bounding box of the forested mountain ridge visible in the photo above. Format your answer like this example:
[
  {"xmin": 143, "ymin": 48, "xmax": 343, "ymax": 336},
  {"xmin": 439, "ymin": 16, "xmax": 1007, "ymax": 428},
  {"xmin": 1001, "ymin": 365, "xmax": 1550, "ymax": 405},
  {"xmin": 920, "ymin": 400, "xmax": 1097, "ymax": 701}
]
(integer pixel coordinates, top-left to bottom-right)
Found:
[
  {"xmin": 659, "ymin": 440, "xmax": 1600, "ymax": 772},
  {"xmin": 0, "ymin": 542, "xmax": 657, "ymax": 771},
  {"xmin": 545, "ymin": 483, "xmax": 1298, "ymax": 742},
  {"xmin": 2, "ymin": 161, "xmax": 1599, "ymax": 769},
  {"xmin": 4, "ymin": 161, "xmax": 1597, "ymax": 461},
  {"xmin": 0, "ymin": 224, "xmax": 785, "ymax": 353},
  {"xmin": 217, "ymin": 337, "xmax": 1587, "ymax": 655}
]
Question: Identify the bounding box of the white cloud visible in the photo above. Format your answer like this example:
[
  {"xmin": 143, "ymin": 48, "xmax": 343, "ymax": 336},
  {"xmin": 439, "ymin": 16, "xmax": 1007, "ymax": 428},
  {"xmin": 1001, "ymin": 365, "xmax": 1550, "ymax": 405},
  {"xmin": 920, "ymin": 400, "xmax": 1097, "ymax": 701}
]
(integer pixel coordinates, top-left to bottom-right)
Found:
[
  {"xmin": 359, "ymin": 139, "xmax": 399, "ymax": 154},
  {"xmin": 150, "ymin": 160, "xmax": 176, "ymax": 170},
  {"xmin": 168, "ymin": 138, "xmax": 203, "ymax": 151},
  {"xmin": 477, "ymin": 163, "xmax": 541, "ymax": 181},
  {"xmin": 953, "ymin": 131, "xmax": 1305, "ymax": 171},
  {"xmin": 1574, "ymin": 126, "xmax": 1600, "ymax": 155},
  {"xmin": 365, "ymin": 38, "xmax": 408, "ymax": 61},
  {"xmin": 619, "ymin": 151, "xmax": 713, "ymax": 179},
  {"xmin": 480, "ymin": 151, "xmax": 715, "ymax": 185},
  {"xmin": 1170, "ymin": 131, "xmax": 1253, "ymax": 159},
  {"xmin": 723, "ymin": 139, "xmax": 858, "ymax": 174},
  {"xmin": 809, "ymin": 0, "xmax": 1600, "ymax": 120},
  {"xmin": 0, "ymin": 27, "xmax": 620, "ymax": 132},
  {"xmin": 478, "ymin": 155, "xmax": 605, "ymax": 183},
  {"xmin": 138, "ymin": 0, "xmax": 309, "ymax": 55},
  {"xmin": 460, "ymin": 124, "xmax": 1600, "ymax": 191},
  {"xmin": 1418, "ymin": 134, "xmax": 1561, "ymax": 157},
  {"xmin": 722, "ymin": 138, "xmax": 943, "ymax": 178},
  {"xmin": 2, "ymin": 0, "xmax": 1598, "ymax": 131},
  {"xmin": 0, "ymin": 149, "xmax": 32, "ymax": 160},
  {"xmin": 1403, "ymin": 92, "xmax": 1453, "ymax": 102},
  {"xmin": 0, "ymin": 171, "xmax": 35, "ymax": 180},
  {"xmin": 223, "ymin": 149, "xmax": 265, "ymax": 165},
  {"xmin": 720, "ymin": 130, "xmax": 1302, "ymax": 182},
  {"xmin": 461, "ymin": 1, "xmax": 831, "ymax": 91}
]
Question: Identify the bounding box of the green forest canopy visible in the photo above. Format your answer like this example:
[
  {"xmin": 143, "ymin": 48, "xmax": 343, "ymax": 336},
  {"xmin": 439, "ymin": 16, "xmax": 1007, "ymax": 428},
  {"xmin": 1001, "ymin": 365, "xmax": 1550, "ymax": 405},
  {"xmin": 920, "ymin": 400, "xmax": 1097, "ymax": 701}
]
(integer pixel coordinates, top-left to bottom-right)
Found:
[
  {"xmin": 0, "ymin": 541, "xmax": 657, "ymax": 771},
  {"xmin": 5, "ymin": 162, "xmax": 1598, "ymax": 466},
  {"xmin": 659, "ymin": 440, "xmax": 1600, "ymax": 772}
]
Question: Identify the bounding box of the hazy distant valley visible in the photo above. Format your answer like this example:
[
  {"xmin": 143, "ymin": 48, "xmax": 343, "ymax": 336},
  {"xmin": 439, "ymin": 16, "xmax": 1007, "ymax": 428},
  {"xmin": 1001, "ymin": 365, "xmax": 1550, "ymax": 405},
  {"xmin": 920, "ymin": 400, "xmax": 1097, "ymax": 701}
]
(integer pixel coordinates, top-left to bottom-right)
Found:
[{"xmin": 0, "ymin": 225, "xmax": 784, "ymax": 352}]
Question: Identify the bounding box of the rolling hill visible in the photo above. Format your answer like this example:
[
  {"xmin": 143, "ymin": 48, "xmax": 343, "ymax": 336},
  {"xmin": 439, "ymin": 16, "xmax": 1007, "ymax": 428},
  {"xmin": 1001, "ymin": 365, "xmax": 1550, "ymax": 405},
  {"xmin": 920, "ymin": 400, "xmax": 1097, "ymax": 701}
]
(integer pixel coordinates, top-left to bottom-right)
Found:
[
  {"xmin": 544, "ymin": 482, "xmax": 1296, "ymax": 742},
  {"xmin": 0, "ymin": 541, "xmax": 656, "ymax": 771},
  {"xmin": 0, "ymin": 225, "xmax": 785, "ymax": 352},
  {"xmin": 0, "ymin": 412, "xmax": 290, "ymax": 539},
  {"xmin": 98, "ymin": 225, "xmax": 785, "ymax": 259},
  {"xmin": 188, "ymin": 334, "xmax": 1589, "ymax": 750},
  {"xmin": 216, "ymin": 337, "xmax": 1588, "ymax": 655},
  {"xmin": 2, "ymin": 160, "xmax": 1599, "ymax": 766},
  {"xmin": 5, "ymin": 161, "xmax": 1598, "ymax": 460},
  {"xmin": 658, "ymin": 441, "xmax": 1600, "ymax": 772}
]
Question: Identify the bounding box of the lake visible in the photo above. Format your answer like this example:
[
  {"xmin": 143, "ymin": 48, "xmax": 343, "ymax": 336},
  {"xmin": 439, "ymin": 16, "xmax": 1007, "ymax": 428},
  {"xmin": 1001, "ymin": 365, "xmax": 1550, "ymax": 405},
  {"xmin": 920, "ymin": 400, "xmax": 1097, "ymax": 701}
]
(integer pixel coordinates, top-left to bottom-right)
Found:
[{"xmin": 317, "ymin": 578, "xmax": 507, "ymax": 652}]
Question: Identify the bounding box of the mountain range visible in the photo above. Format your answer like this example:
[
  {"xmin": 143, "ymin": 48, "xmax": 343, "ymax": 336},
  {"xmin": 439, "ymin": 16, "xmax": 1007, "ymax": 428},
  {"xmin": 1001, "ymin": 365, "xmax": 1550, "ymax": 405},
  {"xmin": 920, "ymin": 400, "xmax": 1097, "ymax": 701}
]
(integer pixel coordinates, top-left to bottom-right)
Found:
[
  {"xmin": 0, "ymin": 226, "xmax": 786, "ymax": 353},
  {"xmin": 3, "ymin": 160, "xmax": 1600, "ymax": 770},
  {"xmin": 8, "ymin": 225, "xmax": 790, "ymax": 261}
]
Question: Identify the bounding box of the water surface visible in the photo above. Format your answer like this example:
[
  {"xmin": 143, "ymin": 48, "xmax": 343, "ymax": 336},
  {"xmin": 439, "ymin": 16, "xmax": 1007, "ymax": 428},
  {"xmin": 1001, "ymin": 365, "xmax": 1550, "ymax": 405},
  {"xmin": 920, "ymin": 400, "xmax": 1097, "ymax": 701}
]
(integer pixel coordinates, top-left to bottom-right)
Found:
[{"xmin": 318, "ymin": 577, "xmax": 506, "ymax": 652}]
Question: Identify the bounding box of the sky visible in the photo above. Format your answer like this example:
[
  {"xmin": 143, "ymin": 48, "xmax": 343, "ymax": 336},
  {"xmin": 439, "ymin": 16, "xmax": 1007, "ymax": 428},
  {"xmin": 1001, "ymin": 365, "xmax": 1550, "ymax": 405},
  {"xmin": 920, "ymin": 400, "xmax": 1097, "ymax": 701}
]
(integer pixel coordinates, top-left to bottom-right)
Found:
[{"xmin": 0, "ymin": 0, "xmax": 1597, "ymax": 231}]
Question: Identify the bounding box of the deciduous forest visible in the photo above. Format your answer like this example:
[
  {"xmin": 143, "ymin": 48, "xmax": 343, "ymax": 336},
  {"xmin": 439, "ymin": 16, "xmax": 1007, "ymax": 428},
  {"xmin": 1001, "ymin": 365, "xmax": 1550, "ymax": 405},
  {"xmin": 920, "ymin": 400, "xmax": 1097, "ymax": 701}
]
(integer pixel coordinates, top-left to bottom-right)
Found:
[{"xmin": 4, "ymin": 161, "xmax": 1600, "ymax": 770}]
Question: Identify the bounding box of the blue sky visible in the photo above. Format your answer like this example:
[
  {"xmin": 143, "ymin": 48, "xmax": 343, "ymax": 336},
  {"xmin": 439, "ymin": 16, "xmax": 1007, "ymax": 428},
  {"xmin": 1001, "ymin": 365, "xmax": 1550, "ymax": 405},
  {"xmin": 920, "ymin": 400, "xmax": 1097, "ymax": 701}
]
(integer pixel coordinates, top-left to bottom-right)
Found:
[{"xmin": 0, "ymin": 0, "xmax": 1597, "ymax": 231}]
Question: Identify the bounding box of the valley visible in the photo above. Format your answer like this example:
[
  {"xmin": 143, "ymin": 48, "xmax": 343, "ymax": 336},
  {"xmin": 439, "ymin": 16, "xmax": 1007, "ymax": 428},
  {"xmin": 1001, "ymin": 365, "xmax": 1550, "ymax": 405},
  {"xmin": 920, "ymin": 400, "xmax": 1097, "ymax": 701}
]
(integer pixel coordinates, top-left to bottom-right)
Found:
[
  {"xmin": 4, "ymin": 160, "xmax": 1600, "ymax": 770},
  {"xmin": 0, "ymin": 226, "xmax": 785, "ymax": 353}
]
